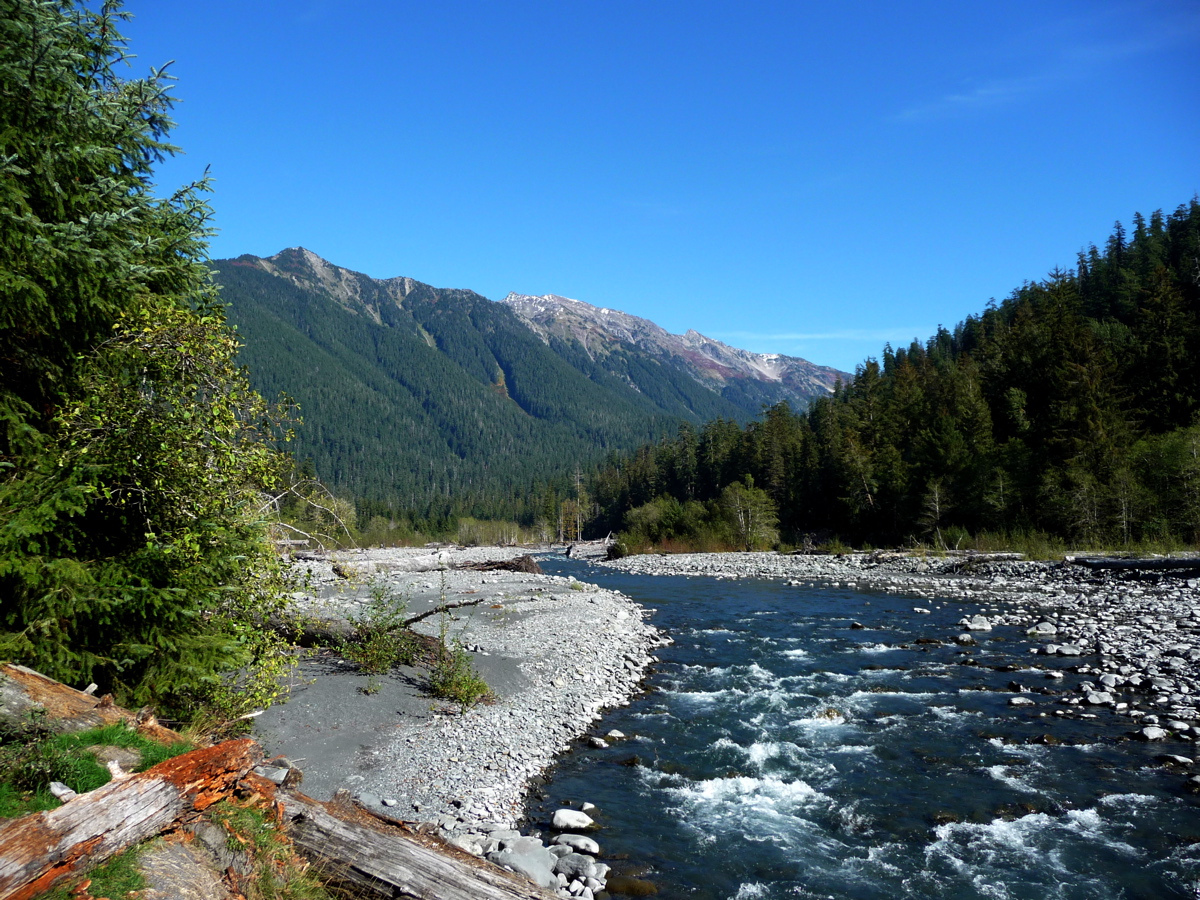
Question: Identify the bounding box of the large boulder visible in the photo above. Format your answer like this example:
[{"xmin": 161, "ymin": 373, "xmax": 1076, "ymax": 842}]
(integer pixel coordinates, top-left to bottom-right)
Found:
[
  {"xmin": 486, "ymin": 838, "xmax": 558, "ymax": 888},
  {"xmin": 553, "ymin": 833, "xmax": 601, "ymax": 855},
  {"xmin": 552, "ymin": 809, "xmax": 595, "ymax": 830},
  {"xmin": 554, "ymin": 852, "xmax": 598, "ymax": 880}
]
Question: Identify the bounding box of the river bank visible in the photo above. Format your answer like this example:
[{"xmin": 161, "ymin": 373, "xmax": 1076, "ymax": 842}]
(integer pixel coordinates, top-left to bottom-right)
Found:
[
  {"xmin": 600, "ymin": 550, "xmax": 1200, "ymax": 751},
  {"xmin": 255, "ymin": 546, "xmax": 1200, "ymax": 897},
  {"xmin": 253, "ymin": 546, "xmax": 664, "ymax": 895}
]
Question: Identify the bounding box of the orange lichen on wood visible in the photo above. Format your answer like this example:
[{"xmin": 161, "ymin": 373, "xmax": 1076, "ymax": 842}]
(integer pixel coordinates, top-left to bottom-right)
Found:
[{"xmin": 0, "ymin": 741, "xmax": 261, "ymax": 900}]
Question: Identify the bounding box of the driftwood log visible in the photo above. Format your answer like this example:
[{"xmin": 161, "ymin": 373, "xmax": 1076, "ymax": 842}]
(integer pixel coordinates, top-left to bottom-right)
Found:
[
  {"xmin": 0, "ymin": 664, "xmax": 182, "ymax": 744},
  {"xmin": 1069, "ymin": 556, "xmax": 1200, "ymax": 572},
  {"xmin": 274, "ymin": 596, "xmax": 497, "ymax": 648},
  {"xmin": 0, "ymin": 739, "xmax": 261, "ymax": 900},
  {"xmin": 276, "ymin": 791, "xmax": 556, "ymax": 900},
  {"xmin": 0, "ymin": 744, "xmax": 555, "ymax": 900},
  {"xmin": 460, "ymin": 555, "xmax": 544, "ymax": 575}
]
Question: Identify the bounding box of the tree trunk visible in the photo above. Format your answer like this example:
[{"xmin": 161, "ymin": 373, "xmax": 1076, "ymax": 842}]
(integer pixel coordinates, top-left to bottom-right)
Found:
[{"xmin": 0, "ymin": 740, "xmax": 261, "ymax": 900}]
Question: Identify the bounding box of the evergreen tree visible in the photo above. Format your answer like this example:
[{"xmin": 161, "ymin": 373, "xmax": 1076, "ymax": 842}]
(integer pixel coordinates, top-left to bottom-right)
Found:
[{"xmin": 0, "ymin": 0, "xmax": 291, "ymax": 716}]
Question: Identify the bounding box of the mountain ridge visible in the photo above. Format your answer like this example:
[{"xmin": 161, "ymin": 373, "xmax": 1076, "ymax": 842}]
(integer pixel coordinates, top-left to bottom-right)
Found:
[
  {"xmin": 214, "ymin": 248, "xmax": 847, "ymax": 517},
  {"xmin": 502, "ymin": 290, "xmax": 844, "ymax": 402}
]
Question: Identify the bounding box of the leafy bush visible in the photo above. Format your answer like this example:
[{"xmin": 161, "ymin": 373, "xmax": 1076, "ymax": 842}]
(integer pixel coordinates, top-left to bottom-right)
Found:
[
  {"xmin": 340, "ymin": 578, "xmax": 419, "ymax": 676},
  {"xmin": 428, "ymin": 638, "xmax": 491, "ymax": 712}
]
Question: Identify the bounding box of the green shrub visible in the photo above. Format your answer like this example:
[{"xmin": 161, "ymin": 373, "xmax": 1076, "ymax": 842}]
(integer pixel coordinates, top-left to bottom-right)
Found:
[
  {"xmin": 428, "ymin": 639, "xmax": 491, "ymax": 712},
  {"xmin": 0, "ymin": 719, "xmax": 192, "ymax": 818},
  {"xmin": 340, "ymin": 578, "xmax": 418, "ymax": 675}
]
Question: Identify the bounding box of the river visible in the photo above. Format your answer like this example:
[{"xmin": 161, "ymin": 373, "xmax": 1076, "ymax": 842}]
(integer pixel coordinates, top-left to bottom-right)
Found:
[{"xmin": 530, "ymin": 559, "xmax": 1200, "ymax": 899}]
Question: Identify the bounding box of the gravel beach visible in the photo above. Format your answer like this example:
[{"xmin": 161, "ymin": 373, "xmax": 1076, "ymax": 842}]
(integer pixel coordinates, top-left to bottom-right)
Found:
[{"xmin": 255, "ymin": 546, "xmax": 664, "ymax": 826}]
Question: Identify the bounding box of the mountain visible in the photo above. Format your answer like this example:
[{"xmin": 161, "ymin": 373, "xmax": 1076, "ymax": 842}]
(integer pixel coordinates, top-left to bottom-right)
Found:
[
  {"xmin": 502, "ymin": 292, "xmax": 844, "ymax": 411},
  {"xmin": 214, "ymin": 248, "xmax": 846, "ymax": 518}
]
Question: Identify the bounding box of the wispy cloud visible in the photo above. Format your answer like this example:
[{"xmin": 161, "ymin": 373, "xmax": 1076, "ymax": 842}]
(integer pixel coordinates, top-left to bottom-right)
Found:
[
  {"xmin": 893, "ymin": 74, "xmax": 1055, "ymax": 122},
  {"xmin": 894, "ymin": 6, "xmax": 1200, "ymax": 123}
]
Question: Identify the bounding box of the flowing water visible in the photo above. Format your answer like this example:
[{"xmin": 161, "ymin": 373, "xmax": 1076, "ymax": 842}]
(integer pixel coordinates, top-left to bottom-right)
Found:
[{"xmin": 532, "ymin": 560, "xmax": 1200, "ymax": 899}]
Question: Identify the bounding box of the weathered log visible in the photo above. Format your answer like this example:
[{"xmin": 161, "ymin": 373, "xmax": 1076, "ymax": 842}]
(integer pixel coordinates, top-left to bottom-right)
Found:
[
  {"xmin": 276, "ymin": 791, "xmax": 556, "ymax": 900},
  {"xmin": 0, "ymin": 739, "xmax": 261, "ymax": 900},
  {"xmin": 272, "ymin": 595, "xmax": 494, "ymax": 647},
  {"xmin": 459, "ymin": 555, "xmax": 544, "ymax": 575},
  {"xmin": 269, "ymin": 613, "xmax": 356, "ymax": 647},
  {"xmin": 1069, "ymin": 556, "xmax": 1200, "ymax": 572},
  {"xmin": 0, "ymin": 664, "xmax": 182, "ymax": 744}
]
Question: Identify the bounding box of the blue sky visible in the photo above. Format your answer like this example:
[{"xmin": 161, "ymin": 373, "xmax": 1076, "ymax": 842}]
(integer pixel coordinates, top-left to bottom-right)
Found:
[{"xmin": 125, "ymin": 0, "xmax": 1198, "ymax": 374}]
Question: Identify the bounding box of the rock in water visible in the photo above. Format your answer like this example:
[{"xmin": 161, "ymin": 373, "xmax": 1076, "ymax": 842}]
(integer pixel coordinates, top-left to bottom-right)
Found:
[
  {"xmin": 553, "ymin": 833, "xmax": 601, "ymax": 855},
  {"xmin": 552, "ymin": 809, "xmax": 595, "ymax": 830}
]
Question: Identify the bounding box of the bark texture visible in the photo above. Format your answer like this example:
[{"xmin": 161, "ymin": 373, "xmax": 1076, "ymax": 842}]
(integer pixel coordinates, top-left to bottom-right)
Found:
[
  {"xmin": 0, "ymin": 664, "xmax": 182, "ymax": 744},
  {"xmin": 0, "ymin": 740, "xmax": 260, "ymax": 900},
  {"xmin": 276, "ymin": 791, "xmax": 557, "ymax": 900}
]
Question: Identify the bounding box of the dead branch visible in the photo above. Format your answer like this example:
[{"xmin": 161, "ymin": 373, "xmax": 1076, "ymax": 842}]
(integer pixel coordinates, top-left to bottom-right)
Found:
[{"xmin": 400, "ymin": 597, "xmax": 494, "ymax": 629}]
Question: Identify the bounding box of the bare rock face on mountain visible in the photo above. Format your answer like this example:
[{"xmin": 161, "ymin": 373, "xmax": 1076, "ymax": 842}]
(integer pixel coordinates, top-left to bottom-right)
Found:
[{"xmin": 503, "ymin": 292, "xmax": 845, "ymax": 407}]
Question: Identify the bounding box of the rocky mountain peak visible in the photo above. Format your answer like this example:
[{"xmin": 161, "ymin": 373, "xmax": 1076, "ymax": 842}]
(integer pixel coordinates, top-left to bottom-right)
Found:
[{"xmin": 502, "ymin": 291, "xmax": 846, "ymax": 401}]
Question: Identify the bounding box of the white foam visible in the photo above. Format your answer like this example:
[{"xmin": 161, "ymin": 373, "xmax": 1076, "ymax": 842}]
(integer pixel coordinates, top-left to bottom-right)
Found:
[
  {"xmin": 848, "ymin": 689, "xmax": 937, "ymax": 701},
  {"xmin": 930, "ymin": 705, "xmax": 978, "ymax": 721},
  {"xmin": 929, "ymin": 807, "xmax": 1143, "ymax": 875},
  {"xmin": 985, "ymin": 765, "xmax": 1036, "ymax": 793},
  {"xmin": 665, "ymin": 688, "xmax": 738, "ymax": 703},
  {"xmin": 730, "ymin": 883, "xmax": 769, "ymax": 900},
  {"xmin": 781, "ymin": 648, "xmax": 810, "ymax": 659},
  {"xmin": 791, "ymin": 711, "xmax": 847, "ymax": 727},
  {"xmin": 852, "ymin": 643, "xmax": 899, "ymax": 653},
  {"xmin": 671, "ymin": 773, "xmax": 826, "ymax": 813},
  {"xmin": 1098, "ymin": 793, "xmax": 1158, "ymax": 808}
]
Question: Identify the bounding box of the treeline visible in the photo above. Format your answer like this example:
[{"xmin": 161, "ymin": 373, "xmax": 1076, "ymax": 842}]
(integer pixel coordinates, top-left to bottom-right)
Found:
[
  {"xmin": 0, "ymin": 0, "xmax": 292, "ymax": 718},
  {"xmin": 592, "ymin": 201, "xmax": 1200, "ymax": 550}
]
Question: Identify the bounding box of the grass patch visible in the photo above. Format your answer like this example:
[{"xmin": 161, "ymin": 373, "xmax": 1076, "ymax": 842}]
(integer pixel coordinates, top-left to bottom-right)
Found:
[
  {"xmin": 39, "ymin": 845, "xmax": 148, "ymax": 900},
  {"xmin": 208, "ymin": 799, "xmax": 331, "ymax": 900},
  {"xmin": 0, "ymin": 717, "xmax": 192, "ymax": 819}
]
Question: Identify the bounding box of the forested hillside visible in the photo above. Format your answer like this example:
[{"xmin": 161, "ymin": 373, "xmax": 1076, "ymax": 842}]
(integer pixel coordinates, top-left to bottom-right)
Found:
[
  {"xmin": 593, "ymin": 201, "xmax": 1200, "ymax": 550},
  {"xmin": 215, "ymin": 250, "xmax": 757, "ymax": 525}
]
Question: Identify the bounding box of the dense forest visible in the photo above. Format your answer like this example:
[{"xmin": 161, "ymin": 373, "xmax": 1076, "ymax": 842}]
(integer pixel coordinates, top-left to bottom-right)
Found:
[
  {"xmin": 217, "ymin": 250, "xmax": 775, "ymax": 533},
  {"xmin": 592, "ymin": 201, "xmax": 1200, "ymax": 551}
]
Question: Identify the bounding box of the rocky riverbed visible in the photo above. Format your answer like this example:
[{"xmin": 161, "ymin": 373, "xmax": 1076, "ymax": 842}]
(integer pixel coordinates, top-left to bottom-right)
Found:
[
  {"xmin": 602, "ymin": 550, "xmax": 1200, "ymax": 755},
  {"xmin": 258, "ymin": 546, "xmax": 1200, "ymax": 897},
  {"xmin": 254, "ymin": 546, "xmax": 666, "ymax": 898}
]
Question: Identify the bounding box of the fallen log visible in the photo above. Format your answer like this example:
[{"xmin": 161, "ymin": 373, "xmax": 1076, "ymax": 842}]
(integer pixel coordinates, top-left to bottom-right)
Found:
[
  {"xmin": 1068, "ymin": 556, "xmax": 1200, "ymax": 572},
  {"xmin": 459, "ymin": 555, "xmax": 544, "ymax": 575},
  {"xmin": 0, "ymin": 664, "xmax": 182, "ymax": 744},
  {"xmin": 276, "ymin": 791, "xmax": 556, "ymax": 900},
  {"xmin": 272, "ymin": 595, "xmax": 494, "ymax": 648},
  {"xmin": 0, "ymin": 739, "xmax": 261, "ymax": 900}
]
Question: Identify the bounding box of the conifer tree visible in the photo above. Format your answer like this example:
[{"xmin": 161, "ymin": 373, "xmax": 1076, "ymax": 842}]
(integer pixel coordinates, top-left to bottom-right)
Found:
[{"xmin": 0, "ymin": 0, "xmax": 292, "ymax": 717}]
